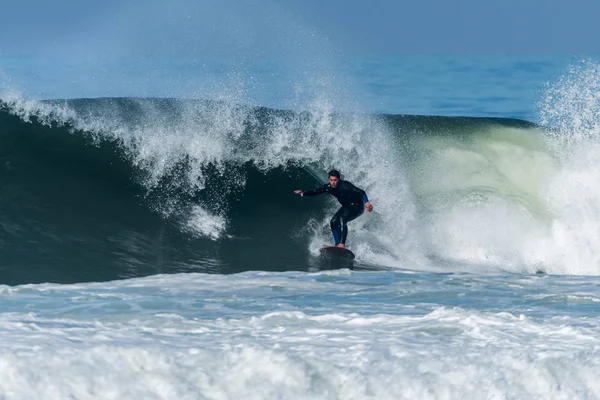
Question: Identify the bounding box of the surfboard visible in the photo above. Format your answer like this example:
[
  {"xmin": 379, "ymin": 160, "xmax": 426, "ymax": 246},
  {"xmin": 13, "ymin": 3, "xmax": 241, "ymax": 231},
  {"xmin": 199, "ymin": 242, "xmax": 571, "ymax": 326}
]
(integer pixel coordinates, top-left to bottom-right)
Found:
[{"xmin": 319, "ymin": 246, "xmax": 355, "ymax": 260}]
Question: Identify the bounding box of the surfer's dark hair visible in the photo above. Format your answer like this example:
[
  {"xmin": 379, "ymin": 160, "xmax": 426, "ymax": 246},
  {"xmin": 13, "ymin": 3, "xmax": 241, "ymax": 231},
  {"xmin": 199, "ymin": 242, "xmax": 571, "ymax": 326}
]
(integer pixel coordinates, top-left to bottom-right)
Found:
[{"xmin": 328, "ymin": 169, "xmax": 341, "ymax": 179}]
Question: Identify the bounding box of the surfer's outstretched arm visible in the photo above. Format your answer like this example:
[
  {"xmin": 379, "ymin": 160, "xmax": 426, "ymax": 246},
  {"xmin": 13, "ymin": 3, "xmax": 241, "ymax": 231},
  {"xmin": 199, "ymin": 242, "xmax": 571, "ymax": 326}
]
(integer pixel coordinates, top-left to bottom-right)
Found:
[{"xmin": 294, "ymin": 184, "xmax": 328, "ymax": 197}]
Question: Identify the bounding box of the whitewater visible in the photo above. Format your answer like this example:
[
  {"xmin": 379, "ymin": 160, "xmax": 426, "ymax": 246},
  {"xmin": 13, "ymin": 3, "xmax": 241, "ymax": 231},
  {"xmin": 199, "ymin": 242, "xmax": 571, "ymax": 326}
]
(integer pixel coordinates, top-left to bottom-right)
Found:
[{"xmin": 2, "ymin": 271, "xmax": 600, "ymax": 399}]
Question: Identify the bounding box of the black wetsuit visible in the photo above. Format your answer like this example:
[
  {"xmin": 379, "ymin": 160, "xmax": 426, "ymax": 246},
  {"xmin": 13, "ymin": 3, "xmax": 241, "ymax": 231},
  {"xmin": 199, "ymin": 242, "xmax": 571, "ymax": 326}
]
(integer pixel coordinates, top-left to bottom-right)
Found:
[{"xmin": 303, "ymin": 180, "xmax": 369, "ymax": 245}]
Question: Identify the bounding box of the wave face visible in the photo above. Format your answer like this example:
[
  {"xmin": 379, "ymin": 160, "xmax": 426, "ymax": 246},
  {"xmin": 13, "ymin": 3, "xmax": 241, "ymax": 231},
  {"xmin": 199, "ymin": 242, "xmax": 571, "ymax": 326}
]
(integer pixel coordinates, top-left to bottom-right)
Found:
[
  {"xmin": 1, "ymin": 90, "xmax": 599, "ymax": 284},
  {"xmin": 0, "ymin": 95, "xmax": 418, "ymax": 284}
]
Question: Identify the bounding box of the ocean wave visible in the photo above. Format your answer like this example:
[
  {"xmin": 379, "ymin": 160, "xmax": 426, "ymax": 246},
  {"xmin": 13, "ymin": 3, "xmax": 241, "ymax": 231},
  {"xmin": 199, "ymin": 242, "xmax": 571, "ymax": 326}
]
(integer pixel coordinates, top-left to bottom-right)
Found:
[{"xmin": 2, "ymin": 94, "xmax": 599, "ymax": 282}]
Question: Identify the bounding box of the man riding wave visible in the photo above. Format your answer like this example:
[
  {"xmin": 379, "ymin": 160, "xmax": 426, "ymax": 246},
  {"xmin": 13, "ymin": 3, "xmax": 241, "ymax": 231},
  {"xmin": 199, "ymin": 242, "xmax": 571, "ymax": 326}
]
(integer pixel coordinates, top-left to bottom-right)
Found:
[{"xmin": 295, "ymin": 169, "xmax": 373, "ymax": 248}]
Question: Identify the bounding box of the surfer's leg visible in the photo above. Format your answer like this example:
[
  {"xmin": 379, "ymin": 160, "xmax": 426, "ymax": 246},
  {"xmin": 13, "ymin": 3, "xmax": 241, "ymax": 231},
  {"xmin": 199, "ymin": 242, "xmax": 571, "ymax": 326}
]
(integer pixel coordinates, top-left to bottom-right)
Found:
[
  {"xmin": 330, "ymin": 207, "xmax": 344, "ymax": 245},
  {"xmin": 339, "ymin": 205, "xmax": 365, "ymax": 245}
]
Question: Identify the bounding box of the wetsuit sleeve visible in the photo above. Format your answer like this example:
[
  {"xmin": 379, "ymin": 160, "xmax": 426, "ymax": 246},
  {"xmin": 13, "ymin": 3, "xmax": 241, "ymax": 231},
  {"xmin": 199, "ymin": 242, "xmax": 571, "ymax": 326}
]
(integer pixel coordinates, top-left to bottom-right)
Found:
[{"xmin": 302, "ymin": 184, "xmax": 329, "ymax": 197}]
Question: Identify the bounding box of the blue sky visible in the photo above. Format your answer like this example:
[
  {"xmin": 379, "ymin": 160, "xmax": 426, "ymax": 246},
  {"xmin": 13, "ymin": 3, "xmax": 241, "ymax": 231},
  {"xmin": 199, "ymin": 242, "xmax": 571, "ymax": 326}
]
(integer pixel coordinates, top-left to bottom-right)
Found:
[{"xmin": 2, "ymin": 0, "xmax": 600, "ymax": 56}]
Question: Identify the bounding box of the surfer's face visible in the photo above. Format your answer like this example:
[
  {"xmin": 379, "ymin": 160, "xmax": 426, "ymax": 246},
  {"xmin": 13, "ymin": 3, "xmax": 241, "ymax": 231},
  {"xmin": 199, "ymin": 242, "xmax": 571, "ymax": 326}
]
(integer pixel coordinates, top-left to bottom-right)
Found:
[{"xmin": 329, "ymin": 176, "xmax": 340, "ymax": 188}]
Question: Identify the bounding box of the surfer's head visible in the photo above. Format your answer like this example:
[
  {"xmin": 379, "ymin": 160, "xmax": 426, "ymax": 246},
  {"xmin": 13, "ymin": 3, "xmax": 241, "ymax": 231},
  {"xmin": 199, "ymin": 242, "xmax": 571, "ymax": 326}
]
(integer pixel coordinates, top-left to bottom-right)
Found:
[{"xmin": 328, "ymin": 169, "xmax": 340, "ymax": 188}]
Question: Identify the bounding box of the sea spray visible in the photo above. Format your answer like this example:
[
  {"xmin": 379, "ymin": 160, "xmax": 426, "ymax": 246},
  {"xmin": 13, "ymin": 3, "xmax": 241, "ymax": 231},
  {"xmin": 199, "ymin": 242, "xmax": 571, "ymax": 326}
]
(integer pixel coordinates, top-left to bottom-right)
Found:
[{"xmin": 537, "ymin": 60, "xmax": 600, "ymax": 274}]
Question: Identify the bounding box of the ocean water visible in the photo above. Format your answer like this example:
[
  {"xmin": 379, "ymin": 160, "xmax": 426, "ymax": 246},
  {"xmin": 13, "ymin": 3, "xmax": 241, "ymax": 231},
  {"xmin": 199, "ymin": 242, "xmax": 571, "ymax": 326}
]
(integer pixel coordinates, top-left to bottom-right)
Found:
[{"xmin": 3, "ymin": 7, "xmax": 600, "ymax": 397}]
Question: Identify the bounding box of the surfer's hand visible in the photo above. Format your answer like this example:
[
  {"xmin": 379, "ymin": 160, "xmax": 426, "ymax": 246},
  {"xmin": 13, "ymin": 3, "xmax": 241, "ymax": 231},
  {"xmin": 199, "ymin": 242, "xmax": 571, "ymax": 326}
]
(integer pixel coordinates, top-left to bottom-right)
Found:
[
  {"xmin": 294, "ymin": 190, "xmax": 304, "ymax": 197},
  {"xmin": 365, "ymin": 202, "xmax": 373, "ymax": 212}
]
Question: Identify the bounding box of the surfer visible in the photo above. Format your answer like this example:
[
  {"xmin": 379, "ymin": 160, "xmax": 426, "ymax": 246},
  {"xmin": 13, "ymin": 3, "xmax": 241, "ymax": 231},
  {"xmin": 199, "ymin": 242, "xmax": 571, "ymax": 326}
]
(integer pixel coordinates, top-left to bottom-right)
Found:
[{"xmin": 294, "ymin": 169, "xmax": 373, "ymax": 248}]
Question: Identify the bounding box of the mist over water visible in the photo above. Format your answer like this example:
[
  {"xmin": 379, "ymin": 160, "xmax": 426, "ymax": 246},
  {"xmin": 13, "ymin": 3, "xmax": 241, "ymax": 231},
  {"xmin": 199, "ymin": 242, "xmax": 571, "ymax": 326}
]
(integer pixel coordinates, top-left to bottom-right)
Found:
[{"xmin": 1, "ymin": 0, "xmax": 368, "ymax": 113}]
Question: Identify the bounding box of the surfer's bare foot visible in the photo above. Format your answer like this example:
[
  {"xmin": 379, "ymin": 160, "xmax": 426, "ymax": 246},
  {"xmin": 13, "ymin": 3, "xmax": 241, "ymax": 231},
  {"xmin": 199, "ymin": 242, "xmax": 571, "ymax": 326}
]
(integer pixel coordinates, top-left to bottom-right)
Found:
[{"xmin": 336, "ymin": 243, "xmax": 345, "ymax": 248}]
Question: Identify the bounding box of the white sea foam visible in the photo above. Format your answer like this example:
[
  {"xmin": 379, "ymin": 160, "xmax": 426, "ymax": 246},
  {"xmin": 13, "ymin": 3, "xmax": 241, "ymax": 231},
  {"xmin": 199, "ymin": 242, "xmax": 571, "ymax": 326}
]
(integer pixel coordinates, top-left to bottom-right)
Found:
[{"xmin": 0, "ymin": 272, "xmax": 599, "ymax": 399}]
